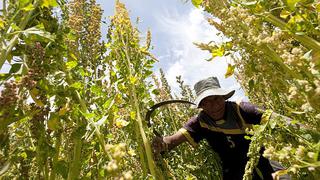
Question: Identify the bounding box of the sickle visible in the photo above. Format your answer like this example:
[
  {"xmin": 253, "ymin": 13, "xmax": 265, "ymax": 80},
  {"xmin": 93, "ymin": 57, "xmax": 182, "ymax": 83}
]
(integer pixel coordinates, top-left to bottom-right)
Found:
[{"xmin": 145, "ymin": 100, "xmax": 195, "ymax": 134}]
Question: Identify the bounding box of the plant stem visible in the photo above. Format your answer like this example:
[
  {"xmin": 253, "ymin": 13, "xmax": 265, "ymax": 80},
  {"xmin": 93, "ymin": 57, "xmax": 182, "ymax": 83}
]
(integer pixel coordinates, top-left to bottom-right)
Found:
[
  {"xmin": 259, "ymin": 44, "xmax": 302, "ymax": 79},
  {"xmin": 73, "ymin": 90, "xmax": 111, "ymax": 159},
  {"xmin": 50, "ymin": 132, "xmax": 61, "ymax": 180},
  {"xmin": 122, "ymin": 40, "xmax": 158, "ymax": 178},
  {"xmin": 3, "ymin": 0, "xmax": 6, "ymax": 16},
  {"xmin": 64, "ymin": 78, "xmax": 111, "ymax": 179},
  {"xmin": 265, "ymin": 14, "xmax": 320, "ymax": 52},
  {"xmin": 44, "ymin": 161, "xmax": 49, "ymax": 180},
  {"xmin": 135, "ymin": 123, "xmax": 148, "ymax": 176},
  {"xmin": 0, "ymin": 0, "xmax": 40, "ymax": 69},
  {"xmin": 67, "ymin": 135, "xmax": 82, "ymax": 180}
]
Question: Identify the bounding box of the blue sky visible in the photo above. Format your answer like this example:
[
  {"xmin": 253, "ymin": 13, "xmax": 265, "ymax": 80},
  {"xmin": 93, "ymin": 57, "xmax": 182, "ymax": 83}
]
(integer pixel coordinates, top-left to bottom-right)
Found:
[
  {"xmin": 98, "ymin": 0, "xmax": 246, "ymax": 100},
  {"xmin": 0, "ymin": 0, "xmax": 246, "ymax": 100}
]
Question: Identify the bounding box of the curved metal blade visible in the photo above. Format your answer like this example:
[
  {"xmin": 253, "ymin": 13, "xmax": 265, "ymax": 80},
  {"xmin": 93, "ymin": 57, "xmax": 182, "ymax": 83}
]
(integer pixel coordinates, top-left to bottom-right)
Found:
[{"xmin": 145, "ymin": 99, "xmax": 195, "ymax": 127}]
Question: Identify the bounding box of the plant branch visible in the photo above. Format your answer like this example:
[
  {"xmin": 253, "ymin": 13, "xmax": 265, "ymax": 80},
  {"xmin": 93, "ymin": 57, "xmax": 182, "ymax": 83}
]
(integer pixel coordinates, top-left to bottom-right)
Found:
[
  {"xmin": 264, "ymin": 13, "xmax": 320, "ymax": 52},
  {"xmin": 0, "ymin": 0, "xmax": 40, "ymax": 69}
]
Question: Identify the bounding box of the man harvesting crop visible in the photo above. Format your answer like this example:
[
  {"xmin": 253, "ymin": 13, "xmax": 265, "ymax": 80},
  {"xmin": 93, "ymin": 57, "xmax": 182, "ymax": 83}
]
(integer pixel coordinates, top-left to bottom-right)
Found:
[{"xmin": 152, "ymin": 77, "xmax": 290, "ymax": 180}]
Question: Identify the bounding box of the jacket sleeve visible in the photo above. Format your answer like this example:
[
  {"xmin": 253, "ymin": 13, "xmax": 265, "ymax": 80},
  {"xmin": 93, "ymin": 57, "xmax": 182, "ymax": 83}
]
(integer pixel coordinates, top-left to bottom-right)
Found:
[
  {"xmin": 238, "ymin": 101, "xmax": 264, "ymax": 124},
  {"xmin": 178, "ymin": 116, "xmax": 204, "ymax": 148}
]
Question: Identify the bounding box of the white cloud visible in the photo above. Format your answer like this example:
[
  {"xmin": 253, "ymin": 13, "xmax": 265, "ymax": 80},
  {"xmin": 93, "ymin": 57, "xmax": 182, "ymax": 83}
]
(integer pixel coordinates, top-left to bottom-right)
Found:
[{"xmin": 154, "ymin": 7, "xmax": 246, "ymax": 100}]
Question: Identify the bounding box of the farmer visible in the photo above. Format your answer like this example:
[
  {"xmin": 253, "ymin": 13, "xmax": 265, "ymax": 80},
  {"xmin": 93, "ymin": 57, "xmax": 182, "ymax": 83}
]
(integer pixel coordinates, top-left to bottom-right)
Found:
[{"xmin": 152, "ymin": 76, "xmax": 290, "ymax": 180}]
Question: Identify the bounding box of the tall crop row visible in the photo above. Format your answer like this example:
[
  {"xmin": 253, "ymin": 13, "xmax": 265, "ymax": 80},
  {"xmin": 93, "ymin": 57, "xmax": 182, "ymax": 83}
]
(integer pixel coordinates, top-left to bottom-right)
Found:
[
  {"xmin": 4, "ymin": 0, "xmax": 318, "ymax": 179},
  {"xmin": 0, "ymin": 0, "xmax": 155, "ymax": 178},
  {"xmin": 0, "ymin": 0, "xmax": 225, "ymax": 179},
  {"xmin": 193, "ymin": 0, "xmax": 320, "ymax": 179}
]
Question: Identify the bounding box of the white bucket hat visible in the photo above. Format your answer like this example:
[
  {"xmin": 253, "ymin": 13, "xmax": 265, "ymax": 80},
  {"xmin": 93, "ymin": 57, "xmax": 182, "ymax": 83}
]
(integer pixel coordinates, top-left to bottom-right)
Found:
[{"xmin": 194, "ymin": 77, "xmax": 235, "ymax": 107}]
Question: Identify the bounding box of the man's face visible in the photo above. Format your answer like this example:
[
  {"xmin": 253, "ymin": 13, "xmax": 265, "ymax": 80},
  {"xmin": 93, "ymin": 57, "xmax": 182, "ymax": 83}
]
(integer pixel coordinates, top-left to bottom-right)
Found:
[{"xmin": 199, "ymin": 95, "xmax": 225, "ymax": 117}]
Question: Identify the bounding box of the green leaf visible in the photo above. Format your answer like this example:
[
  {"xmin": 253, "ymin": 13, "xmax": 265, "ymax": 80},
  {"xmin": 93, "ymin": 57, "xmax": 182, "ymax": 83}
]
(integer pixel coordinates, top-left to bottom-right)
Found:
[
  {"xmin": 0, "ymin": 74, "xmax": 10, "ymax": 81},
  {"xmin": 48, "ymin": 113, "xmax": 61, "ymax": 131},
  {"xmin": 83, "ymin": 112, "xmax": 95, "ymax": 119},
  {"xmin": 290, "ymin": 119, "xmax": 299, "ymax": 124},
  {"xmin": 20, "ymin": 152, "xmax": 27, "ymax": 159},
  {"xmin": 106, "ymin": 134, "xmax": 113, "ymax": 139},
  {"xmin": 205, "ymin": 57, "xmax": 214, "ymax": 61},
  {"xmin": 129, "ymin": 76, "xmax": 137, "ymax": 84},
  {"xmin": 301, "ymin": 134, "xmax": 312, "ymax": 140},
  {"xmin": 225, "ymin": 42, "xmax": 233, "ymax": 50},
  {"xmin": 22, "ymin": 3, "xmax": 35, "ymax": 11},
  {"xmin": 225, "ymin": 64, "xmax": 235, "ymax": 78},
  {"xmin": 280, "ymin": 10, "xmax": 291, "ymax": 19},
  {"xmin": 54, "ymin": 160, "xmax": 68, "ymax": 179},
  {"xmin": 316, "ymin": 3, "xmax": 320, "ymax": 12},
  {"xmin": 9, "ymin": 63, "xmax": 22, "ymax": 74},
  {"xmin": 0, "ymin": 17, "xmax": 6, "ymax": 29},
  {"xmin": 18, "ymin": 0, "xmax": 31, "ymax": 7},
  {"xmin": 11, "ymin": 23, "xmax": 21, "ymax": 31},
  {"xmin": 244, "ymin": 135, "xmax": 252, "ymax": 140},
  {"xmin": 130, "ymin": 111, "xmax": 136, "ymax": 119},
  {"xmin": 70, "ymin": 82, "xmax": 82, "ymax": 89},
  {"xmin": 70, "ymin": 53, "xmax": 78, "ymax": 61},
  {"xmin": 152, "ymin": 89, "xmax": 160, "ymax": 95},
  {"xmin": 90, "ymin": 85, "xmax": 102, "ymax": 95},
  {"xmin": 212, "ymin": 46, "xmax": 225, "ymax": 58},
  {"xmin": 66, "ymin": 61, "xmax": 78, "ymax": 70},
  {"xmin": 286, "ymin": 0, "xmax": 301, "ymax": 10},
  {"xmin": 41, "ymin": 0, "xmax": 58, "ymax": 8},
  {"xmin": 86, "ymin": 172, "xmax": 92, "ymax": 178},
  {"xmin": 99, "ymin": 169, "xmax": 105, "ymax": 177},
  {"xmin": 248, "ymin": 79, "xmax": 254, "ymax": 92},
  {"xmin": 104, "ymin": 42, "xmax": 111, "ymax": 48},
  {"xmin": 145, "ymin": 70, "xmax": 153, "ymax": 77},
  {"xmin": 103, "ymin": 97, "xmax": 114, "ymax": 109},
  {"xmin": 22, "ymin": 27, "xmax": 55, "ymax": 41},
  {"xmin": 191, "ymin": 0, "xmax": 203, "ymax": 8}
]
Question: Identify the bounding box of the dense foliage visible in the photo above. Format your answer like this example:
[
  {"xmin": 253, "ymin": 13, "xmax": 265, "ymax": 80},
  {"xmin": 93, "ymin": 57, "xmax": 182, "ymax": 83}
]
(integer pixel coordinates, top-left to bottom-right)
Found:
[
  {"xmin": 193, "ymin": 0, "xmax": 320, "ymax": 179},
  {"xmin": 0, "ymin": 0, "xmax": 222, "ymax": 179},
  {"xmin": 0, "ymin": 0, "xmax": 319, "ymax": 179},
  {"xmin": 0, "ymin": 0, "xmax": 152, "ymax": 179}
]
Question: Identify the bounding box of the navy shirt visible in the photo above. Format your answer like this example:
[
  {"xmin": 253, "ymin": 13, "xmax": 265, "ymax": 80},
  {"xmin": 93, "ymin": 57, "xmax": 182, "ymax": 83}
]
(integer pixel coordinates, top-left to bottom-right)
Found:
[{"xmin": 179, "ymin": 101, "xmax": 274, "ymax": 180}]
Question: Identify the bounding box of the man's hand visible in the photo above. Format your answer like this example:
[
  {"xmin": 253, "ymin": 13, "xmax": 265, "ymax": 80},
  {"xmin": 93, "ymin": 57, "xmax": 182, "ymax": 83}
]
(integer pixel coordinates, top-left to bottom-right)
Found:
[
  {"xmin": 151, "ymin": 136, "xmax": 168, "ymax": 155},
  {"xmin": 151, "ymin": 131, "xmax": 187, "ymax": 157}
]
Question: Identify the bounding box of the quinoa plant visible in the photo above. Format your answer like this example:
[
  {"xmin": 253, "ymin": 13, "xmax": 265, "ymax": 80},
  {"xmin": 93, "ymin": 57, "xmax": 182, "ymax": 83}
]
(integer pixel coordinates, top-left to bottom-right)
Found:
[
  {"xmin": 0, "ymin": 0, "xmax": 153, "ymax": 179},
  {"xmin": 192, "ymin": 0, "xmax": 320, "ymax": 179}
]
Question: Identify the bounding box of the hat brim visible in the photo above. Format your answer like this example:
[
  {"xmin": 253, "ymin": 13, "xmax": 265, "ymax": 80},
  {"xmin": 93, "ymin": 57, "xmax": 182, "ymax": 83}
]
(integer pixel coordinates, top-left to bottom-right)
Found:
[{"xmin": 194, "ymin": 88, "xmax": 235, "ymax": 108}]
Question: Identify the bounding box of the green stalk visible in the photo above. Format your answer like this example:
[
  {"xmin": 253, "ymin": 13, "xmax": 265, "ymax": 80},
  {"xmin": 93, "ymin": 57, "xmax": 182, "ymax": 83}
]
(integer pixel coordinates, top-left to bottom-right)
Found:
[
  {"xmin": 35, "ymin": 135, "xmax": 46, "ymax": 179},
  {"xmin": 65, "ymin": 73, "xmax": 110, "ymax": 159},
  {"xmin": 73, "ymin": 90, "xmax": 110, "ymax": 159},
  {"xmin": 135, "ymin": 122, "xmax": 148, "ymax": 176},
  {"xmin": 167, "ymin": 108, "xmax": 177, "ymax": 132},
  {"xmin": 265, "ymin": 14, "xmax": 320, "ymax": 52},
  {"xmin": 2, "ymin": 0, "xmax": 6, "ymax": 16},
  {"xmin": 44, "ymin": 161, "xmax": 49, "ymax": 180},
  {"xmin": 259, "ymin": 44, "xmax": 302, "ymax": 79},
  {"xmin": 123, "ymin": 45, "xmax": 159, "ymax": 179},
  {"xmin": 0, "ymin": 0, "xmax": 40, "ymax": 69},
  {"xmin": 65, "ymin": 75, "xmax": 111, "ymax": 179},
  {"xmin": 50, "ymin": 132, "xmax": 61, "ymax": 180},
  {"xmin": 243, "ymin": 122, "xmax": 269, "ymax": 180},
  {"xmin": 67, "ymin": 136, "xmax": 82, "ymax": 180}
]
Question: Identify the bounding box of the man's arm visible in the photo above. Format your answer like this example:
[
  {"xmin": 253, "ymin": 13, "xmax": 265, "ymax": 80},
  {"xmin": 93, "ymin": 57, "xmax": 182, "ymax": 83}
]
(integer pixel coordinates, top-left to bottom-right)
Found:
[
  {"xmin": 164, "ymin": 131, "xmax": 187, "ymax": 150},
  {"xmin": 152, "ymin": 131, "xmax": 187, "ymax": 154}
]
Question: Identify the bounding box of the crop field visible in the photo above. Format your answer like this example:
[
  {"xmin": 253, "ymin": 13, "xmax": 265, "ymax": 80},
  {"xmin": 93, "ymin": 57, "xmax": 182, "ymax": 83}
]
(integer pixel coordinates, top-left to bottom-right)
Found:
[{"xmin": 0, "ymin": 0, "xmax": 319, "ymax": 179}]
